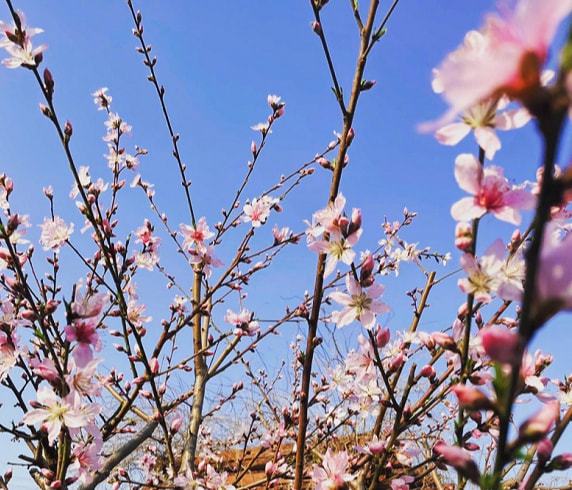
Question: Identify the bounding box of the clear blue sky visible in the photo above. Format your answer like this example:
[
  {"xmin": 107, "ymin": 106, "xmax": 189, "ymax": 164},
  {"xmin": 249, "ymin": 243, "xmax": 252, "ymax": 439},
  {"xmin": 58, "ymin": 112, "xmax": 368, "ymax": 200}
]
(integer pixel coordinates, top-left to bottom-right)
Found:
[{"xmin": 0, "ymin": 0, "xmax": 571, "ymax": 486}]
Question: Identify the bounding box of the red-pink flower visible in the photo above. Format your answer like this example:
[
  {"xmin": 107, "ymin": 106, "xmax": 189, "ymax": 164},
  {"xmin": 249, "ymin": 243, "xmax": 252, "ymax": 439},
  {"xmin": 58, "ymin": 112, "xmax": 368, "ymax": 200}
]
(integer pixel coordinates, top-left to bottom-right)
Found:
[
  {"xmin": 65, "ymin": 320, "xmax": 101, "ymax": 367},
  {"xmin": 451, "ymin": 154, "xmax": 534, "ymax": 225}
]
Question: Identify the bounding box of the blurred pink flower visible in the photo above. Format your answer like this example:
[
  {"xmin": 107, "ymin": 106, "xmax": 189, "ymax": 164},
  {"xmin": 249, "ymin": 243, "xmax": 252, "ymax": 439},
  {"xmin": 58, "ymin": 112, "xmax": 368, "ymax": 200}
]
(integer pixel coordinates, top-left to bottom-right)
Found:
[{"xmin": 431, "ymin": 0, "xmax": 572, "ymax": 122}]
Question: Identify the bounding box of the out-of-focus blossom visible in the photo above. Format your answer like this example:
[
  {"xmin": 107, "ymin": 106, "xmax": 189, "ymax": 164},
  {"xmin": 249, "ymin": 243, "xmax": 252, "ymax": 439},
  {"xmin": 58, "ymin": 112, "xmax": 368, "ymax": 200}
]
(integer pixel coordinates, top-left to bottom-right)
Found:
[
  {"xmin": 225, "ymin": 309, "xmax": 260, "ymax": 337},
  {"xmin": 428, "ymin": 0, "xmax": 572, "ymax": 123},
  {"xmin": 433, "ymin": 441, "xmax": 480, "ymax": 483}
]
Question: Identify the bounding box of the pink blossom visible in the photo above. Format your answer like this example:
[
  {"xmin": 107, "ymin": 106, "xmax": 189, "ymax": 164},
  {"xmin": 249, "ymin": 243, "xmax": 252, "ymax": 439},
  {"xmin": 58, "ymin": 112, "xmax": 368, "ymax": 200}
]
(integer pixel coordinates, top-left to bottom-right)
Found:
[
  {"xmin": 65, "ymin": 358, "xmax": 101, "ymax": 396},
  {"xmin": 127, "ymin": 300, "xmax": 151, "ymax": 327},
  {"xmin": 65, "ymin": 320, "xmax": 101, "ymax": 367},
  {"xmin": 435, "ymin": 89, "xmax": 530, "ymax": 160},
  {"xmin": 452, "ymin": 384, "xmax": 494, "ymax": 411},
  {"xmin": 390, "ymin": 476, "xmax": 414, "ymax": 490},
  {"xmin": 459, "ymin": 239, "xmax": 524, "ymax": 303},
  {"xmin": 272, "ymin": 225, "xmax": 292, "ymax": 244},
  {"xmin": 39, "ymin": 216, "xmax": 74, "ymax": 252},
  {"xmin": 311, "ymin": 449, "xmax": 355, "ymax": 490},
  {"xmin": 0, "ymin": 330, "xmax": 18, "ymax": 381},
  {"xmin": 180, "ymin": 217, "xmax": 214, "ymax": 252},
  {"xmin": 433, "ymin": 441, "xmax": 480, "ymax": 483},
  {"xmin": 519, "ymin": 401, "xmax": 560, "ymax": 443},
  {"xmin": 330, "ymin": 274, "xmax": 389, "ymax": 329},
  {"xmin": 479, "ymin": 326, "xmax": 521, "ymax": 365},
  {"xmin": 242, "ymin": 196, "xmax": 279, "ymax": 227},
  {"xmin": 92, "ymin": 87, "xmax": 112, "ymax": 111},
  {"xmin": 70, "ymin": 442, "xmax": 101, "ymax": 484},
  {"xmin": 225, "ymin": 309, "xmax": 260, "ymax": 337},
  {"xmin": 451, "ymin": 154, "xmax": 534, "ymax": 225},
  {"xmin": 189, "ymin": 245, "xmax": 223, "ymax": 278},
  {"xmin": 0, "ymin": 11, "xmax": 46, "ymax": 69},
  {"xmin": 534, "ymin": 223, "xmax": 572, "ymax": 325},
  {"xmin": 430, "ymin": 0, "xmax": 572, "ymax": 121},
  {"xmin": 22, "ymin": 386, "xmax": 93, "ymax": 445},
  {"xmin": 30, "ymin": 357, "xmax": 59, "ymax": 382},
  {"xmin": 71, "ymin": 289, "xmax": 108, "ymax": 319}
]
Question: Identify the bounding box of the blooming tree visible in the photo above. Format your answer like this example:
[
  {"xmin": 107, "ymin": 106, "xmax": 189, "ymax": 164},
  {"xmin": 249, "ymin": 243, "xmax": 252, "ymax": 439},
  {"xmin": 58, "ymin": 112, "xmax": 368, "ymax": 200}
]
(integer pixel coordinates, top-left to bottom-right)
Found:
[{"xmin": 0, "ymin": 0, "xmax": 571, "ymax": 489}]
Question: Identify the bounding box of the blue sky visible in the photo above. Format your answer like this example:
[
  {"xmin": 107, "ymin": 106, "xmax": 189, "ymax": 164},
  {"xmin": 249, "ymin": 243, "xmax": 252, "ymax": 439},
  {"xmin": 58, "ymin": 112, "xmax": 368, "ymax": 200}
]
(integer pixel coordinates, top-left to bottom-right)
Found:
[{"xmin": 0, "ymin": 0, "xmax": 571, "ymax": 486}]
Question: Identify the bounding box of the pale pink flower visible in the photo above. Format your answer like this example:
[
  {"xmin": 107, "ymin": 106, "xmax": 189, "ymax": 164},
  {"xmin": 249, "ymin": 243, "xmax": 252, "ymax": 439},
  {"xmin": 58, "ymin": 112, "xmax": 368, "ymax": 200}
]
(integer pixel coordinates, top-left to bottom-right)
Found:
[
  {"xmin": 242, "ymin": 196, "xmax": 278, "ymax": 227},
  {"xmin": 30, "ymin": 357, "xmax": 59, "ymax": 382},
  {"xmin": 434, "ymin": 74, "xmax": 531, "ymax": 160},
  {"xmin": 451, "ymin": 154, "xmax": 534, "ymax": 224},
  {"xmin": 272, "ymin": 225, "xmax": 292, "ymax": 244},
  {"xmin": 127, "ymin": 300, "xmax": 151, "ymax": 327},
  {"xmin": 65, "ymin": 358, "xmax": 101, "ymax": 397},
  {"xmin": 22, "ymin": 386, "xmax": 92, "ymax": 445},
  {"xmin": 313, "ymin": 194, "xmax": 346, "ymax": 234},
  {"xmin": 0, "ymin": 11, "xmax": 46, "ymax": 69},
  {"xmin": 458, "ymin": 240, "xmax": 504, "ymax": 303},
  {"xmin": 71, "ymin": 289, "xmax": 108, "ymax": 319},
  {"xmin": 309, "ymin": 236, "xmax": 357, "ymax": 277},
  {"xmin": 330, "ymin": 274, "xmax": 389, "ymax": 329},
  {"xmin": 534, "ymin": 223, "xmax": 572, "ymax": 324},
  {"xmin": 356, "ymin": 434, "xmax": 386, "ymax": 456},
  {"xmin": 311, "ymin": 449, "xmax": 355, "ymax": 490},
  {"xmin": 91, "ymin": 87, "xmax": 112, "ymax": 111},
  {"xmin": 430, "ymin": 0, "xmax": 572, "ymax": 122},
  {"xmin": 391, "ymin": 476, "xmax": 415, "ymax": 490},
  {"xmin": 199, "ymin": 464, "xmax": 236, "ymax": 490},
  {"xmin": 189, "ymin": 245, "xmax": 223, "ymax": 278},
  {"xmin": 39, "ymin": 216, "xmax": 74, "ymax": 252},
  {"xmin": 180, "ymin": 217, "xmax": 214, "ymax": 252},
  {"xmin": 70, "ymin": 442, "xmax": 101, "ymax": 484},
  {"xmin": 0, "ymin": 330, "xmax": 18, "ymax": 381},
  {"xmin": 225, "ymin": 309, "xmax": 260, "ymax": 337}
]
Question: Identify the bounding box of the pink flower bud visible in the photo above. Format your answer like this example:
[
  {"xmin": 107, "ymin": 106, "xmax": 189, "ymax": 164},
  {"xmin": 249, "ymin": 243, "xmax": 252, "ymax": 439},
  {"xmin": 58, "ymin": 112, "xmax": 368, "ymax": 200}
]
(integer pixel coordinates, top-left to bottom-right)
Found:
[
  {"xmin": 420, "ymin": 364, "xmax": 436, "ymax": 378},
  {"xmin": 455, "ymin": 222, "xmax": 473, "ymax": 252},
  {"xmin": 431, "ymin": 332, "xmax": 458, "ymax": 352},
  {"xmin": 375, "ymin": 325, "xmax": 390, "ymax": 348},
  {"xmin": 149, "ymin": 357, "xmax": 160, "ymax": 374},
  {"xmin": 536, "ymin": 438, "xmax": 553, "ymax": 463},
  {"xmin": 479, "ymin": 326, "xmax": 521, "ymax": 365},
  {"xmin": 547, "ymin": 453, "xmax": 572, "ymax": 472},
  {"xmin": 433, "ymin": 441, "xmax": 480, "ymax": 483},
  {"xmin": 311, "ymin": 21, "xmax": 322, "ymax": 34},
  {"xmin": 518, "ymin": 401, "xmax": 560, "ymax": 443},
  {"xmin": 452, "ymin": 384, "xmax": 494, "ymax": 411}
]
